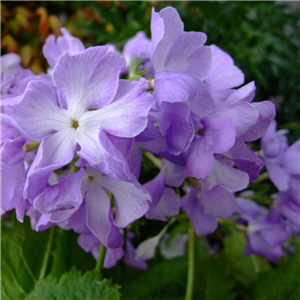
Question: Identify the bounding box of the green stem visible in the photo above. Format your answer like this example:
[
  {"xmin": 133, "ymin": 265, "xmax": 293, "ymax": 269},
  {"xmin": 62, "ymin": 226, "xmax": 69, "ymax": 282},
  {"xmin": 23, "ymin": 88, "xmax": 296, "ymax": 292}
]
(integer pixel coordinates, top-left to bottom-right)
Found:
[
  {"xmin": 255, "ymin": 172, "xmax": 269, "ymax": 183},
  {"xmin": 143, "ymin": 151, "xmax": 162, "ymax": 169},
  {"xmin": 95, "ymin": 243, "xmax": 107, "ymax": 278},
  {"xmin": 185, "ymin": 222, "xmax": 195, "ymax": 300},
  {"xmin": 39, "ymin": 226, "xmax": 55, "ymax": 279}
]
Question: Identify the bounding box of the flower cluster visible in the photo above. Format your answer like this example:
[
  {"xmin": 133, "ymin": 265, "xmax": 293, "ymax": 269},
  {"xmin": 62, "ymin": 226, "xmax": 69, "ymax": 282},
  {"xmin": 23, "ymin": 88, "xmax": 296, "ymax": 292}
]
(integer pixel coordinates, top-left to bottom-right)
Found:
[
  {"xmin": 236, "ymin": 121, "xmax": 299, "ymax": 261},
  {"xmin": 1, "ymin": 6, "xmax": 298, "ymax": 267}
]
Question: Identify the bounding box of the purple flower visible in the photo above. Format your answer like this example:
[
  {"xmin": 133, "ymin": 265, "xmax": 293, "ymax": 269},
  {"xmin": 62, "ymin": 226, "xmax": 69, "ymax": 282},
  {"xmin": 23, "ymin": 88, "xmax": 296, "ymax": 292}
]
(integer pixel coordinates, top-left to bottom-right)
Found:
[
  {"xmin": 3, "ymin": 46, "xmax": 153, "ymax": 200},
  {"xmin": 32, "ymin": 165, "xmax": 151, "ymax": 248},
  {"xmin": 237, "ymin": 198, "xmax": 288, "ymax": 261},
  {"xmin": 78, "ymin": 231, "xmax": 147, "ymax": 269},
  {"xmin": 1, "ymin": 53, "xmax": 52, "ymax": 106},
  {"xmin": 1, "ymin": 53, "xmax": 33, "ymax": 99},
  {"xmin": 0, "ymin": 137, "xmax": 28, "ymax": 221},
  {"xmin": 262, "ymin": 121, "xmax": 300, "ymax": 192},
  {"xmin": 205, "ymin": 44, "xmax": 244, "ymax": 103},
  {"xmin": 151, "ymin": 7, "xmax": 212, "ymax": 78},
  {"xmin": 43, "ymin": 27, "xmax": 85, "ymax": 69},
  {"xmin": 123, "ymin": 31, "xmax": 153, "ymax": 76},
  {"xmin": 274, "ymin": 192, "xmax": 300, "ymax": 232},
  {"xmin": 144, "ymin": 169, "xmax": 180, "ymax": 221},
  {"xmin": 182, "ymin": 184, "xmax": 238, "ymax": 236}
]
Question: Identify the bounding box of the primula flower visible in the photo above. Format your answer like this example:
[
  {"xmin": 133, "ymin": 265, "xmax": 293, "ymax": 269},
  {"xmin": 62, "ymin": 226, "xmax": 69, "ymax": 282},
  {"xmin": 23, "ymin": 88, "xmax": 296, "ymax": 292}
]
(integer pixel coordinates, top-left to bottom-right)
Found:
[
  {"xmin": 182, "ymin": 184, "xmax": 238, "ymax": 236},
  {"xmin": 237, "ymin": 198, "xmax": 288, "ymax": 261},
  {"xmin": 262, "ymin": 121, "xmax": 300, "ymax": 192},
  {"xmin": 43, "ymin": 27, "xmax": 85, "ymax": 69},
  {"xmin": 3, "ymin": 46, "xmax": 153, "ymax": 200},
  {"xmin": 0, "ymin": 137, "xmax": 28, "ymax": 221},
  {"xmin": 144, "ymin": 169, "xmax": 180, "ymax": 221},
  {"xmin": 1, "ymin": 53, "xmax": 33, "ymax": 98},
  {"xmin": 32, "ymin": 165, "xmax": 151, "ymax": 249},
  {"xmin": 78, "ymin": 231, "xmax": 147, "ymax": 269},
  {"xmin": 151, "ymin": 7, "xmax": 212, "ymax": 105},
  {"xmin": 123, "ymin": 31, "xmax": 153, "ymax": 76},
  {"xmin": 1, "ymin": 53, "xmax": 52, "ymax": 105}
]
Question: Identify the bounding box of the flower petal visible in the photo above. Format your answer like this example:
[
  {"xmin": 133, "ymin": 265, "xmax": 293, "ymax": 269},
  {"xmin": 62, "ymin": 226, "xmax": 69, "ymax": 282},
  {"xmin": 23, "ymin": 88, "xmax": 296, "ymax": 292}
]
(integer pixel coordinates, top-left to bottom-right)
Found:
[
  {"xmin": 77, "ymin": 130, "xmax": 134, "ymax": 181},
  {"xmin": 146, "ymin": 187, "xmax": 180, "ymax": 221},
  {"xmin": 100, "ymin": 175, "xmax": 151, "ymax": 228},
  {"xmin": 202, "ymin": 157, "xmax": 249, "ymax": 193},
  {"xmin": 24, "ymin": 129, "xmax": 76, "ymax": 200},
  {"xmin": 43, "ymin": 27, "xmax": 85, "ymax": 69},
  {"xmin": 85, "ymin": 183, "xmax": 123, "ymax": 248},
  {"xmin": 202, "ymin": 186, "xmax": 238, "ymax": 219},
  {"xmin": 3, "ymin": 80, "xmax": 69, "ymax": 140},
  {"xmin": 154, "ymin": 71, "xmax": 198, "ymax": 105},
  {"xmin": 181, "ymin": 190, "xmax": 218, "ymax": 236},
  {"xmin": 33, "ymin": 170, "xmax": 84, "ymax": 214},
  {"xmin": 187, "ymin": 115, "xmax": 236, "ymax": 178},
  {"xmin": 52, "ymin": 46, "xmax": 126, "ymax": 116},
  {"xmin": 165, "ymin": 32, "xmax": 211, "ymax": 79},
  {"xmin": 242, "ymin": 101, "xmax": 276, "ymax": 141},
  {"xmin": 80, "ymin": 79, "xmax": 153, "ymax": 138},
  {"xmin": 151, "ymin": 7, "xmax": 183, "ymax": 70},
  {"xmin": 0, "ymin": 137, "xmax": 26, "ymax": 220}
]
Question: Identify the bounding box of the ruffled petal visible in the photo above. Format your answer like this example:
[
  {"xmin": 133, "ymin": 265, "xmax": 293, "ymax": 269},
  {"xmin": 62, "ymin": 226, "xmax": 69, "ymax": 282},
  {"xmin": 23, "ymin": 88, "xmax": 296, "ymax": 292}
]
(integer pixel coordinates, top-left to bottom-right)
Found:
[{"xmin": 33, "ymin": 170, "xmax": 84, "ymax": 214}]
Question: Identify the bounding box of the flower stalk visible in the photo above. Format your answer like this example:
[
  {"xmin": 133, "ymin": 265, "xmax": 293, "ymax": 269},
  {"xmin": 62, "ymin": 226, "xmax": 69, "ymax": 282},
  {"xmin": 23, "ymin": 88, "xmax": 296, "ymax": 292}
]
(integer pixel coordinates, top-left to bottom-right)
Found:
[
  {"xmin": 95, "ymin": 243, "xmax": 107, "ymax": 278},
  {"xmin": 185, "ymin": 221, "xmax": 195, "ymax": 300},
  {"xmin": 39, "ymin": 226, "xmax": 55, "ymax": 279}
]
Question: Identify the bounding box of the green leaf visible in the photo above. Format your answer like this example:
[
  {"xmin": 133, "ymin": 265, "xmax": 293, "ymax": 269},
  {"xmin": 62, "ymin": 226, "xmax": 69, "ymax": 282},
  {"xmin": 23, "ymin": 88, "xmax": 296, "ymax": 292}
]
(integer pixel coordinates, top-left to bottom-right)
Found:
[
  {"xmin": 252, "ymin": 241, "xmax": 300, "ymax": 300},
  {"xmin": 120, "ymin": 257, "xmax": 187, "ymax": 300},
  {"xmin": 194, "ymin": 258, "xmax": 236, "ymax": 300},
  {"xmin": 50, "ymin": 228, "xmax": 95, "ymax": 279},
  {"xmin": 1, "ymin": 217, "xmax": 51, "ymax": 300},
  {"xmin": 221, "ymin": 231, "xmax": 270, "ymax": 287},
  {"xmin": 25, "ymin": 269, "xmax": 120, "ymax": 300}
]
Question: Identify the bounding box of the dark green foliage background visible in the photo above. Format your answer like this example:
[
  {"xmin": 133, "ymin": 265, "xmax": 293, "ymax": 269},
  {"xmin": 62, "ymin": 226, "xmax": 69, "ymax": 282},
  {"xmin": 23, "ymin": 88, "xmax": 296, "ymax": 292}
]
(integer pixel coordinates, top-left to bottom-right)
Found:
[{"xmin": 2, "ymin": 217, "xmax": 300, "ymax": 300}]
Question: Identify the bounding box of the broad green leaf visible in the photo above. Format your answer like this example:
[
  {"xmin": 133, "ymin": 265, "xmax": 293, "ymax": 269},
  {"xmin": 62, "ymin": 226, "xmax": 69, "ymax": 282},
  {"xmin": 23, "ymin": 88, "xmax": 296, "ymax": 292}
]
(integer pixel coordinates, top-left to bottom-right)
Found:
[
  {"xmin": 194, "ymin": 258, "xmax": 236, "ymax": 300},
  {"xmin": 252, "ymin": 241, "xmax": 300, "ymax": 300},
  {"xmin": 120, "ymin": 257, "xmax": 187, "ymax": 300},
  {"xmin": 50, "ymin": 228, "xmax": 95, "ymax": 279},
  {"xmin": 221, "ymin": 231, "xmax": 270, "ymax": 287},
  {"xmin": 1, "ymin": 217, "xmax": 51, "ymax": 300},
  {"xmin": 25, "ymin": 269, "xmax": 120, "ymax": 300}
]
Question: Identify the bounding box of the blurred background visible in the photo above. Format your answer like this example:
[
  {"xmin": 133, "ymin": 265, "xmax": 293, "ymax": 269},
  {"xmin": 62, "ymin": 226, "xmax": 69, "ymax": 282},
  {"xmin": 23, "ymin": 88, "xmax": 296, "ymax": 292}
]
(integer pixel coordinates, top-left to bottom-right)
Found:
[{"xmin": 2, "ymin": 1, "xmax": 300, "ymax": 140}]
